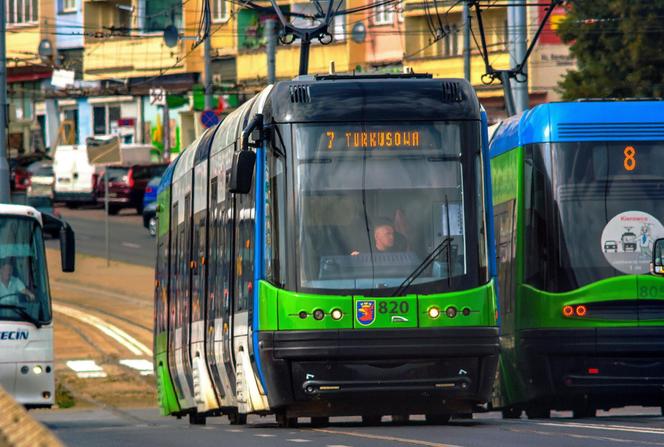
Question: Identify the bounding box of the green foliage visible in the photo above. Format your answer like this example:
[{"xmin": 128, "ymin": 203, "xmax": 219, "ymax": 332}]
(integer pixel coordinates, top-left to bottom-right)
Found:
[
  {"xmin": 55, "ymin": 382, "xmax": 76, "ymax": 409},
  {"xmin": 557, "ymin": 1, "xmax": 664, "ymax": 99}
]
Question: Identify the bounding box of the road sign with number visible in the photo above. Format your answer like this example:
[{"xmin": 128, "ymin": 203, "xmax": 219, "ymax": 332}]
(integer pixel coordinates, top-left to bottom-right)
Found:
[{"xmin": 149, "ymin": 89, "xmax": 166, "ymax": 106}]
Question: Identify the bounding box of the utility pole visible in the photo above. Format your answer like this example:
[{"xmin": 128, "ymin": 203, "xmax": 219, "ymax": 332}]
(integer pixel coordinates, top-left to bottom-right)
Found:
[
  {"xmin": 266, "ymin": 19, "xmax": 277, "ymax": 84},
  {"xmin": 204, "ymin": 0, "xmax": 213, "ymax": 110},
  {"xmin": 463, "ymin": 1, "xmax": 471, "ymax": 82},
  {"xmin": 508, "ymin": 3, "xmax": 529, "ymax": 113},
  {"xmin": 0, "ymin": 0, "xmax": 11, "ymax": 203}
]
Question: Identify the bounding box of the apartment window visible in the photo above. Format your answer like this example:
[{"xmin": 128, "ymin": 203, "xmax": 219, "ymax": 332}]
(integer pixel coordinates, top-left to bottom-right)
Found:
[
  {"xmin": 373, "ymin": 0, "xmax": 393, "ymax": 26},
  {"xmin": 144, "ymin": 0, "xmax": 182, "ymax": 32},
  {"xmin": 6, "ymin": 0, "xmax": 38, "ymax": 24},
  {"xmin": 212, "ymin": 0, "xmax": 229, "ymax": 22},
  {"xmin": 61, "ymin": 0, "xmax": 76, "ymax": 13}
]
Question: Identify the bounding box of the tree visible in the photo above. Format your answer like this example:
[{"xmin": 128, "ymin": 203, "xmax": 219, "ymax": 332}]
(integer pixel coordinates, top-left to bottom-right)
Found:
[{"xmin": 557, "ymin": 1, "xmax": 664, "ymax": 99}]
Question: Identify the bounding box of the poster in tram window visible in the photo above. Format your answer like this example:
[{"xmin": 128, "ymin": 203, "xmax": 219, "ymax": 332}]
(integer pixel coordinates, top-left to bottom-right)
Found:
[{"xmin": 601, "ymin": 211, "xmax": 664, "ymax": 274}]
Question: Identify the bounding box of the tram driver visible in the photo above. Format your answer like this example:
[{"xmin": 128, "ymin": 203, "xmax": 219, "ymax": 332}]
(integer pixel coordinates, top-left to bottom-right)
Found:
[{"xmin": 350, "ymin": 221, "xmax": 407, "ymax": 256}]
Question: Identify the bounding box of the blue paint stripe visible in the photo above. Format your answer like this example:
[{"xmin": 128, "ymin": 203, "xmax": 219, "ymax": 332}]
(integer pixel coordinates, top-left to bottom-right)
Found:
[{"xmin": 252, "ymin": 147, "xmax": 268, "ymax": 392}]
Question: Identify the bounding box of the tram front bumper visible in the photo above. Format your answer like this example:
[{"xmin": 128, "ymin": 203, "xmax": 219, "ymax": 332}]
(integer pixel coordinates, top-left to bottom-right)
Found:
[
  {"xmin": 519, "ymin": 327, "xmax": 664, "ymax": 408},
  {"xmin": 258, "ymin": 327, "xmax": 499, "ymax": 415}
]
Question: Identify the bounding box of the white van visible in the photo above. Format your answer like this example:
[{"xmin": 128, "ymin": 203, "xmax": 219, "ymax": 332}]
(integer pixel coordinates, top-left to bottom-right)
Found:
[{"xmin": 52, "ymin": 145, "xmax": 98, "ymax": 206}]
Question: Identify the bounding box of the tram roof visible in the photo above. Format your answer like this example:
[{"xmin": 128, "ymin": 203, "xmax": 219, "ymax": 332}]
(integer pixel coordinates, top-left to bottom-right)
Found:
[
  {"xmin": 264, "ymin": 75, "xmax": 480, "ymax": 123},
  {"xmin": 490, "ymin": 100, "xmax": 664, "ymax": 158}
]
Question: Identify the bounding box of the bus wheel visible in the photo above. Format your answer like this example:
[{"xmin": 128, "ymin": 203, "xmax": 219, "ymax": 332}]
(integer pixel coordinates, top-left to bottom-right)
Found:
[
  {"xmin": 189, "ymin": 412, "xmax": 206, "ymax": 425},
  {"xmin": 362, "ymin": 415, "xmax": 382, "ymax": 426},
  {"xmin": 425, "ymin": 414, "xmax": 451, "ymax": 425},
  {"xmin": 276, "ymin": 413, "xmax": 298, "ymax": 428},
  {"xmin": 501, "ymin": 407, "xmax": 522, "ymax": 419},
  {"xmin": 525, "ymin": 407, "xmax": 550, "ymax": 419},
  {"xmin": 228, "ymin": 411, "xmax": 247, "ymax": 425},
  {"xmin": 391, "ymin": 414, "xmax": 409, "ymax": 424},
  {"xmin": 310, "ymin": 417, "xmax": 329, "ymax": 427},
  {"xmin": 572, "ymin": 406, "xmax": 596, "ymax": 419}
]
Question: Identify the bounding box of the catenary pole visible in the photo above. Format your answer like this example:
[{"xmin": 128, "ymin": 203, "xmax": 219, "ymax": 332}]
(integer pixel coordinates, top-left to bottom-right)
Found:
[
  {"xmin": 509, "ymin": 2, "xmax": 529, "ymax": 113},
  {"xmin": 266, "ymin": 19, "xmax": 277, "ymax": 84},
  {"xmin": 204, "ymin": 0, "xmax": 213, "ymax": 110},
  {"xmin": 463, "ymin": 1, "xmax": 471, "ymax": 82},
  {"xmin": 0, "ymin": 0, "xmax": 11, "ymax": 203}
]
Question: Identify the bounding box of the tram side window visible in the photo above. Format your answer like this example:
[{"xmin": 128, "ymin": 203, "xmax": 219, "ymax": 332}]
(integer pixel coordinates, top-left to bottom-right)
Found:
[
  {"xmin": 156, "ymin": 239, "xmax": 168, "ymax": 335},
  {"xmin": 524, "ymin": 144, "xmax": 553, "ymax": 289},
  {"xmin": 495, "ymin": 200, "xmax": 516, "ymax": 315},
  {"xmin": 265, "ymin": 148, "xmax": 286, "ymax": 286},
  {"xmin": 170, "ymin": 202, "xmax": 179, "ymax": 329},
  {"xmin": 235, "ymin": 183, "xmax": 255, "ymax": 312}
]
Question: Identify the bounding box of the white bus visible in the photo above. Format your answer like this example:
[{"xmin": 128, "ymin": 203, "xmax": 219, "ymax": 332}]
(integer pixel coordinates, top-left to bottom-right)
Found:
[{"xmin": 0, "ymin": 204, "xmax": 74, "ymax": 408}]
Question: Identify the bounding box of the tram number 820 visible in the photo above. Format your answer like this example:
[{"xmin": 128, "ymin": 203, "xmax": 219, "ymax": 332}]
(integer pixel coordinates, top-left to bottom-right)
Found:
[{"xmin": 378, "ymin": 300, "xmax": 410, "ymax": 314}]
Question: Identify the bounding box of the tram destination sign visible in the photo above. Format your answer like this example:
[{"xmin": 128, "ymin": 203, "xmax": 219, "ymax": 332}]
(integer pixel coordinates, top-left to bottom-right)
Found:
[
  {"xmin": 298, "ymin": 123, "xmax": 461, "ymax": 157},
  {"xmin": 325, "ymin": 129, "xmax": 421, "ymax": 150}
]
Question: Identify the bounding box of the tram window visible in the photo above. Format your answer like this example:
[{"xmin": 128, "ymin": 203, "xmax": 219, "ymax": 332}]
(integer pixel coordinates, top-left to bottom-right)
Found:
[
  {"xmin": 170, "ymin": 202, "xmax": 179, "ymax": 326},
  {"xmin": 265, "ymin": 148, "xmax": 286, "ymax": 285},
  {"xmin": 235, "ymin": 187, "xmax": 255, "ymax": 312}
]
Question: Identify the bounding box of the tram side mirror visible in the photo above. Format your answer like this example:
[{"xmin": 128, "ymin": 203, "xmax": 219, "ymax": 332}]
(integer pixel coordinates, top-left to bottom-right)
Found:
[
  {"xmin": 652, "ymin": 238, "xmax": 664, "ymax": 277},
  {"xmin": 228, "ymin": 150, "xmax": 256, "ymax": 195},
  {"xmin": 59, "ymin": 223, "xmax": 76, "ymax": 273}
]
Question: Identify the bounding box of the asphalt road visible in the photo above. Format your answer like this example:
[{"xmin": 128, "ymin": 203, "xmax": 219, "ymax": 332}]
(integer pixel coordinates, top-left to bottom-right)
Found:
[
  {"xmin": 34, "ymin": 407, "xmax": 664, "ymax": 447},
  {"xmin": 46, "ymin": 206, "xmax": 156, "ymax": 267}
]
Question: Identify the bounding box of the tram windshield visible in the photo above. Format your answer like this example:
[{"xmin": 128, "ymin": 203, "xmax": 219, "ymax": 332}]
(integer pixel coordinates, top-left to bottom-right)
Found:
[
  {"xmin": 293, "ymin": 122, "xmax": 485, "ymax": 295},
  {"xmin": 525, "ymin": 141, "xmax": 664, "ymax": 292},
  {"xmin": 0, "ymin": 217, "xmax": 50, "ymax": 324}
]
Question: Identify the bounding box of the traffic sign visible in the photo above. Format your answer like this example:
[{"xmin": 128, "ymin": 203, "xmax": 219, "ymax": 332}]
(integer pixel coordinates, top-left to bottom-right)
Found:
[
  {"xmin": 149, "ymin": 89, "xmax": 166, "ymax": 106},
  {"xmin": 201, "ymin": 109, "xmax": 220, "ymax": 128}
]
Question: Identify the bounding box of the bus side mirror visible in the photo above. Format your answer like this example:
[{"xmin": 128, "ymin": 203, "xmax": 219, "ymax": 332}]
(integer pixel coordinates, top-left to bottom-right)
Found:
[
  {"xmin": 60, "ymin": 223, "xmax": 76, "ymax": 273},
  {"xmin": 228, "ymin": 151, "xmax": 256, "ymax": 195},
  {"xmin": 652, "ymin": 238, "xmax": 664, "ymax": 277}
]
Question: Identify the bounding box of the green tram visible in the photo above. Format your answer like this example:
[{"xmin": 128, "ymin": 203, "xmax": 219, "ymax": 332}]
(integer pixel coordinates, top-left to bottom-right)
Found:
[
  {"xmin": 490, "ymin": 100, "xmax": 664, "ymax": 418},
  {"xmin": 153, "ymin": 74, "xmax": 500, "ymax": 426}
]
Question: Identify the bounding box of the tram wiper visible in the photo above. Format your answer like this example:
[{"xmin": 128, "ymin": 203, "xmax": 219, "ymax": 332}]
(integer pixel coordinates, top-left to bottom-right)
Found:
[
  {"xmin": 391, "ymin": 237, "xmax": 452, "ymax": 297},
  {"xmin": 0, "ymin": 304, "xmax": 42, "ymax": 328}
]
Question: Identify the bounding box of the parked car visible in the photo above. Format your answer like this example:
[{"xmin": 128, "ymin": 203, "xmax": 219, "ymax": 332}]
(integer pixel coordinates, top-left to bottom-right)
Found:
[
  {"xmin": 11, "ymin": 153, "xmax": 51, "ymax": 192},
  {"xmin": 27, "ymin": 161, "xmax": 55, "ymax": 197},
  {"xmin": 96, "ymin": 164, "xmax": 167, "ymax": 215},
  {"xmin": 26, "ymin": 195, "xmax": 62, "ymax": 238},
  {"xmin": 143, "ymin": 201, "xmax": 158, "ymax": 237},
  {"xmin": 142, "ymin": 176, "xmax": 161, "ymax": 211},
  {"xmin": 53, "ymin": 144, "xmax": 99, "ymax": 207}
]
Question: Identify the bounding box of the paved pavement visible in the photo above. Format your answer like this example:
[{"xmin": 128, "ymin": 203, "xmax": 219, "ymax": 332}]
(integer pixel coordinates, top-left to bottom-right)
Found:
[
  {"xmin": 33, "ymin": 407, "xmax": 664, "ymax": 447},
  {"xmin": 46, "ymin": 205, "xmax": 155, "ymax": 267}
]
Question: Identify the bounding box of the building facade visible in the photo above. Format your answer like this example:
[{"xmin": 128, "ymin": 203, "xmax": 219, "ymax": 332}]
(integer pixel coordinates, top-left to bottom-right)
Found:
[{"xmin": 4, "ymin": 0, "xmax": 576, "ymax": 157}]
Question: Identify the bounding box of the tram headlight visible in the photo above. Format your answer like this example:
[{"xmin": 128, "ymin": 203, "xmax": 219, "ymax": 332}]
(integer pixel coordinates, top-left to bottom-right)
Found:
[
  {"xmin": 562, "ymin": 305, "xmax": 575, "ymax": 317},
  {"xmin": 33, "ymin": 365, "xmax": 43, "ymax": 375},
  {"xmin": 445, "ymin": 306, "xmax": 457, "ymax": 319},
  {"xmin": 331, "ymin": 309, "xmax": 343, "ymax": 320},
  {"xmin": 313, "ymin": 309, "xmax": 325, "ymax": 320},
  {"xmin": 428, "ymin": 306, "xmax": 441, "ymax": 319}
]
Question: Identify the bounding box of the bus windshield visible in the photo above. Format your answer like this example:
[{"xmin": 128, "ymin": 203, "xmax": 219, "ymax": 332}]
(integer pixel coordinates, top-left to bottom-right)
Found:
[
  {"xmin": 525, "ymin": 141, "xmax": 664, "ymax": 292},
  {"xmin": 0, "ymin": 217, "xmax": 51, "ymax": 324},
  {"xmin": 293, "ymin": 122, "xmax": 485, "ymax": 295}
]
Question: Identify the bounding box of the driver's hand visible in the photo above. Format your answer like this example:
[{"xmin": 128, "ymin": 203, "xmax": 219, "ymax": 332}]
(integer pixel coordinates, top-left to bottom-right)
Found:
[
  {"xmin": 350, "ymin": 251, "xmax": 360, "ymax": 256},
  {"xmin": 24, "ymin": 290, "xmax": 36, "ymax": 301}
]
